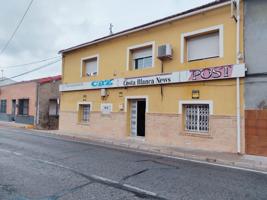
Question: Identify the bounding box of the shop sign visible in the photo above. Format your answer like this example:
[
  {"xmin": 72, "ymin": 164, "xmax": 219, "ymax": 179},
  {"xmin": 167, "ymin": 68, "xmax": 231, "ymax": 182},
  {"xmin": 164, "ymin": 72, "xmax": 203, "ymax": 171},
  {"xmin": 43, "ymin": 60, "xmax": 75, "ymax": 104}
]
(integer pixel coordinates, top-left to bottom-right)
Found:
[
  {"xmin": 189, "ymin": 65, "xmax": 233, "ymax": 81},
  {"xmin": 91, "ymin": 80, "xmax": 113, "ymax": 87},
  {"xmin": 59, "ymin": 64, "xmax": 245, "ymax": 92},
  {"xmin": 123, "ymin": 73, "xmax": 179, "ymax": 87}
]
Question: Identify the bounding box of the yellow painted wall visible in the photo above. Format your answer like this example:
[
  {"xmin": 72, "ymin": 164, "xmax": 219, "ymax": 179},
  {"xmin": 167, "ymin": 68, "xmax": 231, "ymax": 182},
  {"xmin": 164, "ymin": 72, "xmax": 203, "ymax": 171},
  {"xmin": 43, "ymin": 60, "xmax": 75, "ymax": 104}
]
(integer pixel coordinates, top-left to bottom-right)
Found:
[{"xmin": 61, "ymin": 3, "xmax": 244, "ymax": 116}]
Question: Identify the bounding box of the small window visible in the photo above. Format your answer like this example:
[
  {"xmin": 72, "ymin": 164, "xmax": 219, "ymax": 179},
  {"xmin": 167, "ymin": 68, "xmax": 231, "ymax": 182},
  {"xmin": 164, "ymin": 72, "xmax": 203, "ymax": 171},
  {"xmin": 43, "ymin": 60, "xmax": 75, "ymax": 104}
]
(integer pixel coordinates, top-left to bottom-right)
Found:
[
  {"xmin": 18, "ymin": 99, "xmax": 29, "ymax": 115},
  {"xmin": 82, "ymin": 57, "xmax": 98, "ymax": 77},
  {"xmin": 79, "ymin": 104, "xmax": 90, "ymax": 122},
  {"xmin": 187, "ymin": 31, "xmax": 219, "ymax": 61},
  {"xmin": 49, "ymin": 99, "xmax": 59, "ymax": 116},
  {"xmin": 0, "ymin": 100, "xmax": 7, "ymax": 113},
  {"xmin": 131, "ymin": 46, "xmax": 152, "ymax": 70},
  {"xmin": 184, "ymin": 104, "xmax": 209, "ymax": 133}
]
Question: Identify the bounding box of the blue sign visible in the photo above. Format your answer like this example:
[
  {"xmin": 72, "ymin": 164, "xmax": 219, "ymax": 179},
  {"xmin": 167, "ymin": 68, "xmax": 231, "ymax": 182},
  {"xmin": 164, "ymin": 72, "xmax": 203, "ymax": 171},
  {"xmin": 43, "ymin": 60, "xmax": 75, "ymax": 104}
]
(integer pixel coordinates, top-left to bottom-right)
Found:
[{"xmin": 91, "ymin": 79, "xmax": 113, "ymax": 87}]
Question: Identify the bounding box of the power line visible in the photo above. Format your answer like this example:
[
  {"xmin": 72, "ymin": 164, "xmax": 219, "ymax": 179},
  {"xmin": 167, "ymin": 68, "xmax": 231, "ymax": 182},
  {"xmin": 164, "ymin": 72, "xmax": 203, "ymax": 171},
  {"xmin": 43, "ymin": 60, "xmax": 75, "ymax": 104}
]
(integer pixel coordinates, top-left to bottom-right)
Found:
[
  {"xmin": 0, "ymin": 59, "xmax": 61, "ymax": 82},
  {"xmin": 0, "ymin": 56, "xmax": 61, "ymax": 69},
  {"xmin": 0, "ymin": 0, "xmax": 34, "ymax": 57}
]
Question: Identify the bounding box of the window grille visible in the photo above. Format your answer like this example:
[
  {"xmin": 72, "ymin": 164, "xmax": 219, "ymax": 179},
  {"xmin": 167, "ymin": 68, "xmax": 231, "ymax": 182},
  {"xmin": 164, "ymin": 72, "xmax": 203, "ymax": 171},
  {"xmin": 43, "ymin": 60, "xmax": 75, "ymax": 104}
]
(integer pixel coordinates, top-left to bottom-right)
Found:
[
  {"xmin": 81, "ymin": 104, "xmax": 90, "ymax": 122},
  {"xmin": 184, "ymin": 104, "xmax": 209, "ymax": 132}
]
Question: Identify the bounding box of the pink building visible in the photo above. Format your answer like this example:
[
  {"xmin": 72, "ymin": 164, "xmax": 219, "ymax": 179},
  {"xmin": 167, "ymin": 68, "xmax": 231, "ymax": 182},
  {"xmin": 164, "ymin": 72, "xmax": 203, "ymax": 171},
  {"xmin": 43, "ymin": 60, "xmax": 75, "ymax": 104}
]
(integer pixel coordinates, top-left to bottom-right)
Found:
[{"xmin": 0, "ymin": 75, "xmax": 61, "ymax": 129}]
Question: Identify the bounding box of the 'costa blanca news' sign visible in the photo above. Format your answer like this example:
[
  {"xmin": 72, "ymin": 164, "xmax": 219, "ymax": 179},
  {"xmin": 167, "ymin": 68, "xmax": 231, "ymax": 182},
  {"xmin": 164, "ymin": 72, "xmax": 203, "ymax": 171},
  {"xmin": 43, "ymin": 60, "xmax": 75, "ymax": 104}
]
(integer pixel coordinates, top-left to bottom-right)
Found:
[{"xmin": 59, "ymin": 64, "xmax": 245, "ymax": 92}]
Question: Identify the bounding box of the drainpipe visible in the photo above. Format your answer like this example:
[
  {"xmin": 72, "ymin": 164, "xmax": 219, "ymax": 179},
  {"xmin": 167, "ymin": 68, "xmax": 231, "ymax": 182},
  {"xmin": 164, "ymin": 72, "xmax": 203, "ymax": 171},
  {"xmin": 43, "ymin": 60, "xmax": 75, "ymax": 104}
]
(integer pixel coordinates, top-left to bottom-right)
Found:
[{"xmin": 235, "ymin": 0, "xmax": 241, "ymax": 154}]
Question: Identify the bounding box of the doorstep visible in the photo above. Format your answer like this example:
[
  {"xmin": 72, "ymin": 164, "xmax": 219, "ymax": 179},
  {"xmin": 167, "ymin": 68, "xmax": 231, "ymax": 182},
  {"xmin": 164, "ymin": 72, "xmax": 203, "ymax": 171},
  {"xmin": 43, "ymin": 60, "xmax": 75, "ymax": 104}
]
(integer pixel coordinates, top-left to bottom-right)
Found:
[{"xmin": 17, "ymin": 128, "xmax": 267, "ymax": 173}]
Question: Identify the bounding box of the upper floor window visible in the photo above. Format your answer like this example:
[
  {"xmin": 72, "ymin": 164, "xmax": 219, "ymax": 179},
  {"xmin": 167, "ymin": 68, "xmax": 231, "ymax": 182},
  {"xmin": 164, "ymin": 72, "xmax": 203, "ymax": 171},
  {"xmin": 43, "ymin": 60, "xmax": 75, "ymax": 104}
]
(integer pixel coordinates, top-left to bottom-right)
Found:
[
  {"xmin": 181, "ymin": 25, "xmax": 223, "ymax": 63},
  {"xmin": 0, "ymin": 100, "xmax": 6, "ymax": 113},
  {"xmin": 81, "ymin": 55, "xmax": 98, "ymax": 77},
  {"xmin": 132, "ymin": 46, "xmax": 152, "ymax": 70},
  {"xmin": 127, "ymin": 42, "xmax": 154, "ymax": 70},
  {"xmin": 187, "ymin": 31, "xmax": 219, "ymax": 61}
]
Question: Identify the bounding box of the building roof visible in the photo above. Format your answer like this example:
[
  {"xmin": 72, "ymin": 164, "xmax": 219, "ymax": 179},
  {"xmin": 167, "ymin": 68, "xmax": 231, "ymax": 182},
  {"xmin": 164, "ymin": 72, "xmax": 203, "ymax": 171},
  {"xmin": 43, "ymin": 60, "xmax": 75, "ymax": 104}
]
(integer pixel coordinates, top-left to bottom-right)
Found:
[
  {"xmin": 59, "ymin": 0, "xmax": 230, "ymax": 54},
  {"xmin": 37, "ymin": 75, "xmax": 62, "ymax": 84},
  {"xmin": 0, "ymin": 75, "xmax": 61, "ymax": 88},
  {"xmin": 0, "ymin": 77, "xmax": 16, "ymax": 86}
]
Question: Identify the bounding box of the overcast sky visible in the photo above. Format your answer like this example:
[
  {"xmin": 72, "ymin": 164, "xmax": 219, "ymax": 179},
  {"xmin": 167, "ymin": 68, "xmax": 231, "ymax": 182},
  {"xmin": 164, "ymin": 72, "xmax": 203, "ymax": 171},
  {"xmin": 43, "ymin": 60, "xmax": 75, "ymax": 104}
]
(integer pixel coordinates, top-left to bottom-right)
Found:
[{"xmin": 0, "ymin": 0, "xmax": 213, "ymax": 81}]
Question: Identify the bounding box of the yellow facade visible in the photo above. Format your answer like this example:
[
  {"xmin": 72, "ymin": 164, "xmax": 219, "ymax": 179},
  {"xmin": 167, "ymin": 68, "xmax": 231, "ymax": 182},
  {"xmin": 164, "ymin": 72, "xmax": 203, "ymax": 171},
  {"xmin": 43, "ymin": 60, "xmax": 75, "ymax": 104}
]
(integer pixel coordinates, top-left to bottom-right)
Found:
[{"xmin": 60, "ymin": 1, "xmax": 245, "ymax": 153}]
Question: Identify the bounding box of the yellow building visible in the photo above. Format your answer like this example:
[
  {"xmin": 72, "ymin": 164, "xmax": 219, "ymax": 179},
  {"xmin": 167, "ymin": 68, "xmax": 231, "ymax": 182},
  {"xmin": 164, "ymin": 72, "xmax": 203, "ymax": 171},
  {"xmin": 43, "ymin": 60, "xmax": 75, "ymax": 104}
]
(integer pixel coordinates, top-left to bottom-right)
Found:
[{"xmin": 59, "ymin": 0, "xmax": 245, "ymax": 153}]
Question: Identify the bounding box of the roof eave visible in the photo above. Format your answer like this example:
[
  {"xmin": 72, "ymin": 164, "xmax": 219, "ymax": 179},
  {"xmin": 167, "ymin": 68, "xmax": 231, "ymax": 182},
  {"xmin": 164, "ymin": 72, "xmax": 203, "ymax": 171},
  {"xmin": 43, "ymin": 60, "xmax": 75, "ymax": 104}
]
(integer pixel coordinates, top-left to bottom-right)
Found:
[{"xmin": 59, "ymin": 0, "xmax": 230, "ymax": 54}]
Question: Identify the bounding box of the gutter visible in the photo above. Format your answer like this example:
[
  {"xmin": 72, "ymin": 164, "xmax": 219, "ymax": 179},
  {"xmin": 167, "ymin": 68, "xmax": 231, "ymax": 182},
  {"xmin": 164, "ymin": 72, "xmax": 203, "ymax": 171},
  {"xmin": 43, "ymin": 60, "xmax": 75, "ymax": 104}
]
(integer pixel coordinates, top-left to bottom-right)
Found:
[
  {"xmin": 235, "ymin": 0, "xmax": 241, "ymax": 154},
  {"xmin": 59, "ymin": 1, "xmax": 231, "ymax": 54}
]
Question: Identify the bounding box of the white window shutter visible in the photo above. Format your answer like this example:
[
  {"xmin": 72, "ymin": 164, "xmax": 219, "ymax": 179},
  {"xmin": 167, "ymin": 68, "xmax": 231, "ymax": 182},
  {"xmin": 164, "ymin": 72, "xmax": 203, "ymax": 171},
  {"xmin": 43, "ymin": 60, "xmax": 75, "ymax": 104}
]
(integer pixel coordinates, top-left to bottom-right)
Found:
[
  {"xmin": 132, "ymin": 47, "xmax": 152, "ymax": 59},
  {"xmin": 85, "ymin": 58, "xmax": 97, "ymax": 75},
  {"xmin": 187, "ymin": 32, "xmax": 219, "ymax": 61}
]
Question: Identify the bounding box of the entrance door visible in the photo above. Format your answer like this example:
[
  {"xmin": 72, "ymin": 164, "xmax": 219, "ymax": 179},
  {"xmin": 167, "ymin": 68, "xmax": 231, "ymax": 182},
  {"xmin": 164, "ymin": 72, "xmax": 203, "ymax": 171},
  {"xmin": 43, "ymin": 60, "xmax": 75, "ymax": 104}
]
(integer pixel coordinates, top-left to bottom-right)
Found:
[
  {"xmin": 130, "ymin": 99, "xmax": 146, "ymax": 137},
  {"xmin": 11, "ymin": 99, "xmax": 16, "ymax": 121}
]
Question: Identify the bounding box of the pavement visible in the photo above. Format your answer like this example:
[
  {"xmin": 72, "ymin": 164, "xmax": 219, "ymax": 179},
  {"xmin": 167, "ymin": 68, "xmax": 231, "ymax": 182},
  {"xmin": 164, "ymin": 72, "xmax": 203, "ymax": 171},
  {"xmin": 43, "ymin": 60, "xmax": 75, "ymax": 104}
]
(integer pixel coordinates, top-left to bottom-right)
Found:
[{"xmin": 0, "ymin": 125, "xmax": 267, "ymax": 199}]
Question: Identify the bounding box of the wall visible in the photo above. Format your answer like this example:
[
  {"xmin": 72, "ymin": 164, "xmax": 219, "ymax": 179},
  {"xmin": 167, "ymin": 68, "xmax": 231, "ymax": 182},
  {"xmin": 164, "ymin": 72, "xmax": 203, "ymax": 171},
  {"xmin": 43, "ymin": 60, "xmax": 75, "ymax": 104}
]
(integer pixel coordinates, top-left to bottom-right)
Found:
[
  {"xmin": 244, "ymin": 0, "xmax": 267, "ymax": 109},
  {"xmin": 37, "ymin": 80, "xmax": 61, "ymax": 129},
  {"xmin": 244, "ymin": 0, "xmax": 267, "ymax": 156},
  {"xmin": 0, "ymin": 81, "xmax": 37, "ymax": 124},
  {"xmin": 59, "ymin": 3, "xmax": 245, "ymax": 153}
]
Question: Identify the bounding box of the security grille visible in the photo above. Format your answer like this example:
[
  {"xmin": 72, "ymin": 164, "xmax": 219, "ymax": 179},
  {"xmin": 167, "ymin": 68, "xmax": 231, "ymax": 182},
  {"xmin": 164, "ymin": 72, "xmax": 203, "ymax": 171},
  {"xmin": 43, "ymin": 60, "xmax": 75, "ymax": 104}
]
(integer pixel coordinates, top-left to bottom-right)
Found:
[
  {"xmin": 81, "ymin": 104, "xmax": 90, "ymax": 122},
  {"xmin": 185, "ymin": 104, "xmax": 209, "ymax": 132}
]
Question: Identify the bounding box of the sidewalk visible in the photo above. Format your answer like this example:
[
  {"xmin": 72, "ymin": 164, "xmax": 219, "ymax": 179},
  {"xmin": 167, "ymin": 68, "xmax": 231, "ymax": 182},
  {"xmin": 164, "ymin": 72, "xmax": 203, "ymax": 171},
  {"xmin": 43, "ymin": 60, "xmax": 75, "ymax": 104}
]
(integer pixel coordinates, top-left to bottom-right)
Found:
[{"xmin": 0, "ymin": 120, "xmax": 267, "ymax": 173}]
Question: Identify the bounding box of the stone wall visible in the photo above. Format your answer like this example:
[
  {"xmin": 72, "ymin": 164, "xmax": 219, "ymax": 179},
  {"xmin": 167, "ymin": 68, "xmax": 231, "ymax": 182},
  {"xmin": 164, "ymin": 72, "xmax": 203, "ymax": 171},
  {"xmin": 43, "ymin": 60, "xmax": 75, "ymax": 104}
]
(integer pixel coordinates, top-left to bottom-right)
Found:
[
  {"xmin": 59, "ymin": 111, "xmax": 244, "ymax": 153},
  {"xmin": 37, "ymin": 80, "xmax": 61, "ymax": 129}
]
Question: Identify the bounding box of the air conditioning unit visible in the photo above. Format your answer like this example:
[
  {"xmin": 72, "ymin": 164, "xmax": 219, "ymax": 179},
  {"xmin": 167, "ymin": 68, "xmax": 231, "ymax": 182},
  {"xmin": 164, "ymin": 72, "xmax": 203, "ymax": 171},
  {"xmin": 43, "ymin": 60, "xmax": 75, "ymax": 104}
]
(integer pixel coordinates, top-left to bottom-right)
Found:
[{"xmin": 157, "ymin": 44, "xmax": 172, "ymax": 60}]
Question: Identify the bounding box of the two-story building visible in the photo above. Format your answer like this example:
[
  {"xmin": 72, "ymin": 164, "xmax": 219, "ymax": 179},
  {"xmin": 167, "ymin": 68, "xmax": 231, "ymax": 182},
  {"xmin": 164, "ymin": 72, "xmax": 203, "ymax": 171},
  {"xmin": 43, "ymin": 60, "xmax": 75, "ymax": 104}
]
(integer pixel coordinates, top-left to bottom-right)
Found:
[{"xmin": 59, "ymin": 0, "xmax": 246, "ymax": 153}]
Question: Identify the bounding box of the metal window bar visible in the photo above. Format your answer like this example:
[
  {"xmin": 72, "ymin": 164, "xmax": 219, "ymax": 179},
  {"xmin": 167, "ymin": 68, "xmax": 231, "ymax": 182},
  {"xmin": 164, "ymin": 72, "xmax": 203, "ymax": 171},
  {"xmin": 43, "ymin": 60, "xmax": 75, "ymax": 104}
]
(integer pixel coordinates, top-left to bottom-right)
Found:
[
  {"xmin": 82, "ymin": 105, "xmax": 90, "ymax": 122},
  {"xmin": 185, "ymin": 104, "xmax": 209, "ymax": 132}
]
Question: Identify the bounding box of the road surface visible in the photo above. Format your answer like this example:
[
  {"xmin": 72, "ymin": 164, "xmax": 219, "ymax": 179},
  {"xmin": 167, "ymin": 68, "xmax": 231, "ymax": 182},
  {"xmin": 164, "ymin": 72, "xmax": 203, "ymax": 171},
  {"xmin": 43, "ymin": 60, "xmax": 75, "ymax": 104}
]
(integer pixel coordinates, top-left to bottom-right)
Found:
[{"xmin": 0, "ymin": 126, "xmax": 266, "ymax": 200}]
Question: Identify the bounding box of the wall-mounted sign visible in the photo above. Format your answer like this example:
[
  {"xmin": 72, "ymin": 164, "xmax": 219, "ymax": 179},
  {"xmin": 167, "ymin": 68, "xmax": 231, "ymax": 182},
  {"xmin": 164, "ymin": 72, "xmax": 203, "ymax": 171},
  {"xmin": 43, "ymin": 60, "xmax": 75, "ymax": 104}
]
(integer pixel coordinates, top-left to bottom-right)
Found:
[
  {"xmin": 189, "ymin": 65, "xmax": 233, "ymax": 81},
  {"xmin": 59, "ymin": 64, "xmax": 245, "ymax": 92},
  {"xmin": 101, "ymin": 103, "xmax": 112, "ymax": 114}
]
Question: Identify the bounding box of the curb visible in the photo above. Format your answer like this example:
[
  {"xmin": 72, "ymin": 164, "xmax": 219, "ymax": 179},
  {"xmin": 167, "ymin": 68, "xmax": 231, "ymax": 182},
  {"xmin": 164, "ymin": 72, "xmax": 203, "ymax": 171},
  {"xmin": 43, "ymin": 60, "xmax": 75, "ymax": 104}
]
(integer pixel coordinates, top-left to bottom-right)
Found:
[{"xmin": 2, "ymin": 126, "xmax": 267, "ymax": 173}]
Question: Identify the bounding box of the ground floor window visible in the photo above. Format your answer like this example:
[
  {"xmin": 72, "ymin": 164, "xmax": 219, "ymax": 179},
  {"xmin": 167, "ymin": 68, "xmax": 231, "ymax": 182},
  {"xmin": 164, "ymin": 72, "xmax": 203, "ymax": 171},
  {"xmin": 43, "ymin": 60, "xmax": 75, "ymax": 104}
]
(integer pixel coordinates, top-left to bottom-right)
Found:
[
  {"xmin": 0, "ymin": 100, "xmax": 7, "ymax": 113},
  {"xmin": 49, "ymin": 99, "xmax": 59, "ymax": 116},
  {"xmin": 184, "ymin": 104, "xmax": 209, "ymax": 133},
  {"xmin": 18, "ymin": 99, "xmax": 29, "ymax": 115},
  {"xmin": 79, "ymin": 104, "xmax": 90, "ymax": 122}
]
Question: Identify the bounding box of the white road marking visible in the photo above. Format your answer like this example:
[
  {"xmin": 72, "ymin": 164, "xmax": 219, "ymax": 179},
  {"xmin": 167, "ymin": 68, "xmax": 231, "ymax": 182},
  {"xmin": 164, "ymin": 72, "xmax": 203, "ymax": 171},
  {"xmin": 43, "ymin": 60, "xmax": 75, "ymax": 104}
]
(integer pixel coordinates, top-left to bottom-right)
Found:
[
  {"xmin": 0, "ymin": 146, "xmax": 161, "ymax": 199},
  {"xmin": 0, "ymin": 126, "xmax": 267, "ymax": 175}
]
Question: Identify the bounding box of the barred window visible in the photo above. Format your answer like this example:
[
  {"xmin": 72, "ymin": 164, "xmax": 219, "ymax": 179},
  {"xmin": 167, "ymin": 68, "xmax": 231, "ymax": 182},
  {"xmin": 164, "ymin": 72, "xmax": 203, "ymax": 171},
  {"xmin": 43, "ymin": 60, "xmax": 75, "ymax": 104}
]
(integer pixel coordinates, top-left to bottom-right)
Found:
[
  {"xmin": 184, "ymin": 104, "xmax": 209, "ymax": 132},
  {"xmin": 80, "ymin": 104, "xmax": 90, "ymax": 122}
]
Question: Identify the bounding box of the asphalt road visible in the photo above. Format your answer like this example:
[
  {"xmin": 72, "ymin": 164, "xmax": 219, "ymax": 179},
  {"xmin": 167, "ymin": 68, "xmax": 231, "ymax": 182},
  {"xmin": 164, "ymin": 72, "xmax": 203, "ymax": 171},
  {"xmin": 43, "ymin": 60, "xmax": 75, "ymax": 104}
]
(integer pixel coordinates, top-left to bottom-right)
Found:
[{"xmin": 0, "ymin": 126, "xmax": 267, "ymax": 200}]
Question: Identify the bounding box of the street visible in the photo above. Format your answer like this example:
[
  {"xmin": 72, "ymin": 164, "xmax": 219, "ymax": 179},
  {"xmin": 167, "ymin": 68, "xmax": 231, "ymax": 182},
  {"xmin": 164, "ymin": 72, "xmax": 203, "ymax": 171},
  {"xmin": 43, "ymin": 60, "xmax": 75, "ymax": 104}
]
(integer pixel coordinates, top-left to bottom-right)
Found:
[{"xmin": 0, "ymin": 126, "xmax": 266, "ymax": 200}]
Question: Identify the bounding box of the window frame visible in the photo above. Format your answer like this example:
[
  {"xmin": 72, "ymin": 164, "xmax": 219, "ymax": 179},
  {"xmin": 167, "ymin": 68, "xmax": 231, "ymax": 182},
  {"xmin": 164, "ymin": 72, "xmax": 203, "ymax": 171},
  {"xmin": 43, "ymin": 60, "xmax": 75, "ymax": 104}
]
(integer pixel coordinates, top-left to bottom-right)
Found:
[
  {"xmin": 126, "ymin": 41, "xmax": 155, "ymax": 71},
  {"xmin": 77, "ymin": 102, "xmax": 92, "ymax": 123},
  {"xmin": 184, "ymin": 104, "xmax": 210, "ymax": 133},
  {"xmin": 180, "ymin": 25, "xmax": 224, "ymax": 63},
  {"xmin": 18, "ymin": 99, "xmax": 29, "ymax": 116},
  {"xmin": 48, "ymin": 99, "xmax": 59, "ymax": 116},
  {"xmin": 179, "ymin": 100, "xmax": 213, "ymax": 135},
  {"xmin": 80, "ymin": 54, "xmax": 99, "ymax": 77},
  {"xmin": 0, "ymin": 99, "xmax": 7, "ymax": 113}
]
